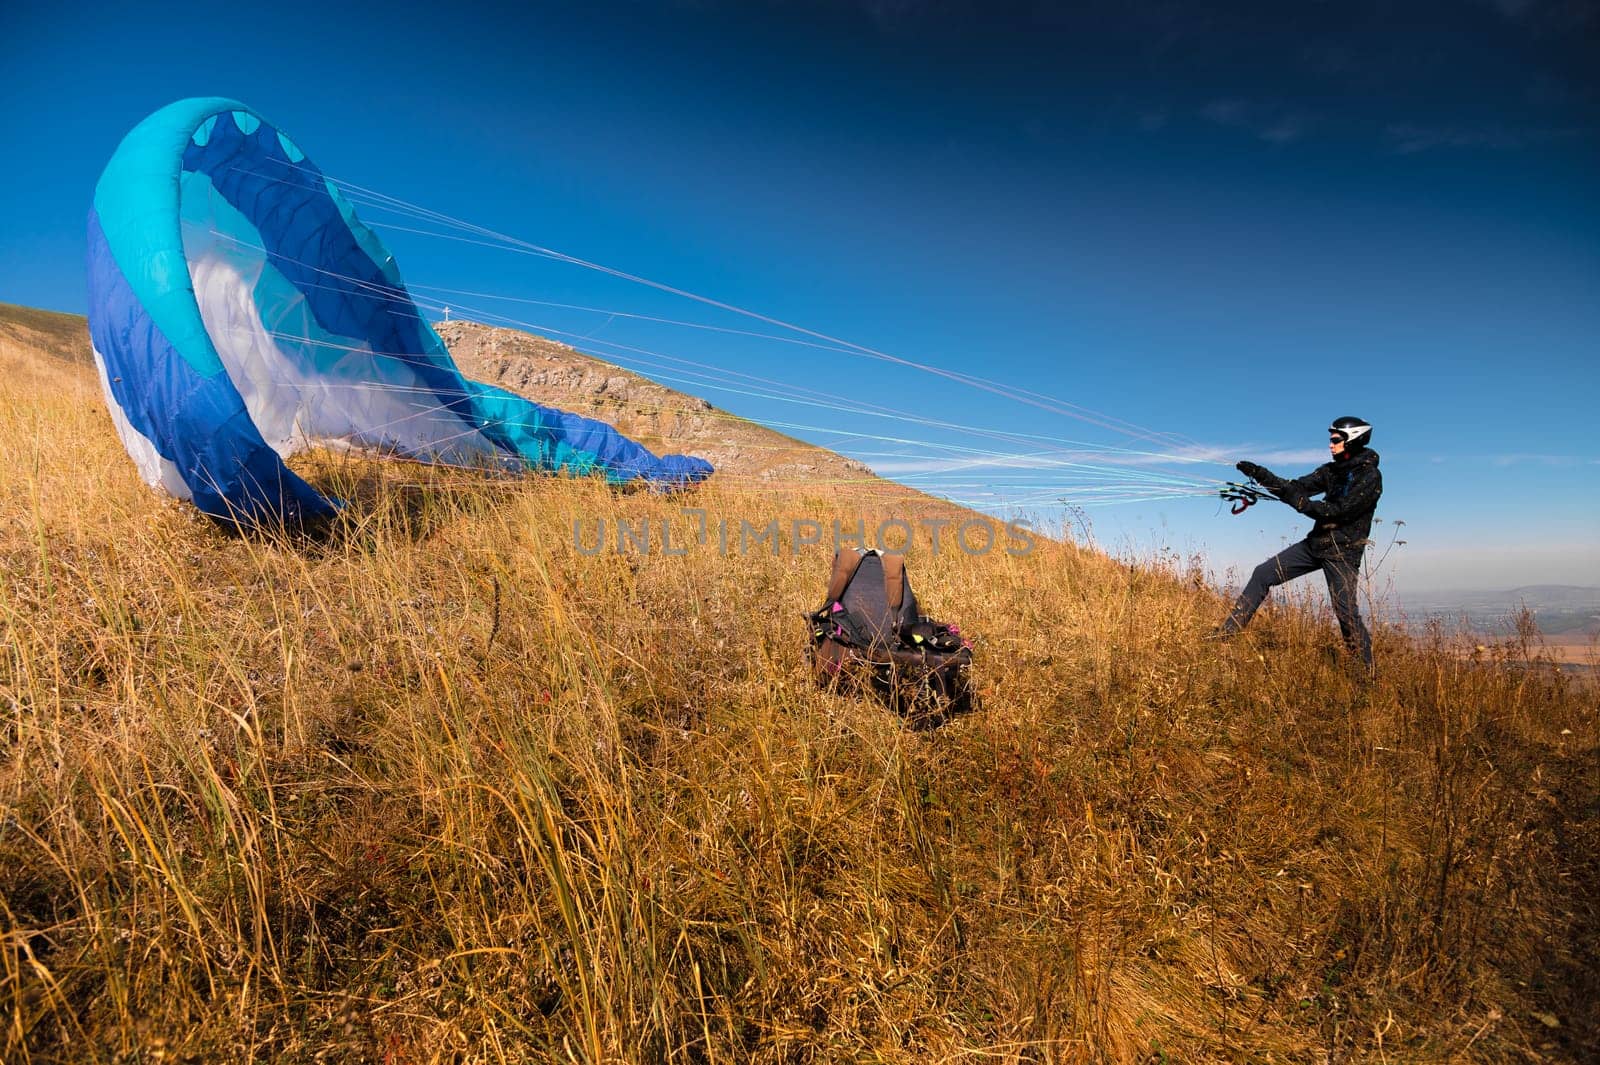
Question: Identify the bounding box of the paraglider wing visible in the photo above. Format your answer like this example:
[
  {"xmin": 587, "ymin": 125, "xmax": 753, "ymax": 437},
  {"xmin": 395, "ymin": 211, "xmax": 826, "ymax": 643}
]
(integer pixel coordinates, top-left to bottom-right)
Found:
[{"xmin": 87, "ymin": 97, "xmax": 712, "ymax": 527}]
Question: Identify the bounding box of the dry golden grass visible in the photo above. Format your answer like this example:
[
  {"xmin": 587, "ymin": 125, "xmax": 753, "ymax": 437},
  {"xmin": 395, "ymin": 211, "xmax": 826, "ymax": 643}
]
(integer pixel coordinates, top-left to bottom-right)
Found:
[{"xmin": 1, "ymin": 323, "xmax": 1596, "ymax": 1063}]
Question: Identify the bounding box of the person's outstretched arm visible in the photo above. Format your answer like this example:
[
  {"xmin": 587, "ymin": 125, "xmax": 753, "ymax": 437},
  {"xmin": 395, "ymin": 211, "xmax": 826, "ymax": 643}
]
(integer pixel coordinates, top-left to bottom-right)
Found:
[{"xmin": 1237, "ymin": 460, "xmax": 1328, "ymax": 505}]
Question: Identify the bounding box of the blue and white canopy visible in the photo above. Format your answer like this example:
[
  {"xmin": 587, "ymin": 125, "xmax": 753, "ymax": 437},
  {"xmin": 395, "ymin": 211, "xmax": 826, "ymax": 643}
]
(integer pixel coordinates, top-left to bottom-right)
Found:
[{"xmin": 87, "ymin": 97, "xmax": 712, "ymax": 527}]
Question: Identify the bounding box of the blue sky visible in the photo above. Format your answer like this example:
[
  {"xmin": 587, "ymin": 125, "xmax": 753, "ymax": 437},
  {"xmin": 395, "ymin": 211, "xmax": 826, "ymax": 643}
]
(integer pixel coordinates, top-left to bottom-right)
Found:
[{"xmin": 2, "ymin": 0, "xmax": 1596, "ymax": 594}]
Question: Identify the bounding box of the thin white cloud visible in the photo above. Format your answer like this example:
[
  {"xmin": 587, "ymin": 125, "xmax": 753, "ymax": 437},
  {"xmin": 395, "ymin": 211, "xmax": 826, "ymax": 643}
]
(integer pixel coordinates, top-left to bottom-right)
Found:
[
  {"xmin": 1485, "ymin": 0, "xmax": 1537, "ymax": 17},
  {"xmin": 1167, "ymin": 445, "xmax": 1328, "ymax": 466},
  {"xmin": 1200, "ymin": 99, "xmax": 1250, "ymax": 126},
  {"xmin": 1386, "ymin": 121, "xmax": 1587, "ymax": 154},
  {"xmin": 867, "ymin": 443, "xmax": 1328, "ymax": 477},
  {"xmin": 1487, "ymin": 453, "xmax": 1597, "ymax": 468},
  {"xmin": 1259, "ymin": 117, "xmax": 1307, "ymax": 145},
  {"xmin": 1477, "ymin": 0, "xmax": 1600, "ymax": 34},
  {"xmin": 870, "ymin": 456, "xmax": 1067, "ymax": 475},
  {"xmin": 1199, "ymin": 99, "xmax": 1309, "ymax": 145},
  {"xmin": 1137, "ymin": 109, "xmax": 1169, "ymax": 132}
]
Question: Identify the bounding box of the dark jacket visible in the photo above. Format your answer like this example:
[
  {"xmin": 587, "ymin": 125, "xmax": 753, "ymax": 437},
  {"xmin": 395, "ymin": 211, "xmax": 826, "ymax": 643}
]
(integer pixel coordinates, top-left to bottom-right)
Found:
[{"xmin": 1256, "ymin": 449, "xmax": 1383, "ymax": 558}]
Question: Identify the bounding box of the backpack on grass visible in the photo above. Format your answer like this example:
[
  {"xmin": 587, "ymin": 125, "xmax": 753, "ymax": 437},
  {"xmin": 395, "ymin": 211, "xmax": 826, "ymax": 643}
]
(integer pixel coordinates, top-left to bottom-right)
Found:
[{"xmin": 807, "ymin": 548, "xmax": 975, "ymax": 720}]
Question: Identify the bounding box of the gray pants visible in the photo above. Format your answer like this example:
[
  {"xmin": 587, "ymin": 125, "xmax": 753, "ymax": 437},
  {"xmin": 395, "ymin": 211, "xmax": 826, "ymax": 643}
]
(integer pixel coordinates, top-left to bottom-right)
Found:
[{"xmin": 1222, "ymin": 540, "xmax": 1373, "ymax": 669}]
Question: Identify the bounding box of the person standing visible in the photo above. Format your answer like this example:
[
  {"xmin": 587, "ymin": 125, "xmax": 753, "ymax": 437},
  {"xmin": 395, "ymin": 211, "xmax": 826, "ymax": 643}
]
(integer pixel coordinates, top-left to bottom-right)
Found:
[{"xmin": 1219, "ymin": 417, "xmax": 1382, "ymax": 673}]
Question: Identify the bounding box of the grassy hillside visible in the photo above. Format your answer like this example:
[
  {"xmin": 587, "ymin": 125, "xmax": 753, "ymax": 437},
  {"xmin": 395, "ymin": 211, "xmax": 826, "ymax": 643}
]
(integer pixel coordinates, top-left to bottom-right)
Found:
[
  {"xmin": 1, "ymin": 306, "xmax": 1596, "ymax": 1063},
  {"xmin": 0, "ymin": 301, "xmax": 94, "ymax": 371}
]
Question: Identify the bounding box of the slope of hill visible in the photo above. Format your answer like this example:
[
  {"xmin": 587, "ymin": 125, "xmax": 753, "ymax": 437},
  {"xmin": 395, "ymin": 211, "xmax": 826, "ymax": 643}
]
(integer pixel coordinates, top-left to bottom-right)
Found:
[
  {"xmin": 1, "ymin": 302, "xmax": 1597, "ymax": 1063},
  {"xmin": 438, "ymin": 320, "xmax": 879, "ymax": 487},
  {"xmin": 0, "ymin": 300, "xmax": 93, "ymax": 369}
]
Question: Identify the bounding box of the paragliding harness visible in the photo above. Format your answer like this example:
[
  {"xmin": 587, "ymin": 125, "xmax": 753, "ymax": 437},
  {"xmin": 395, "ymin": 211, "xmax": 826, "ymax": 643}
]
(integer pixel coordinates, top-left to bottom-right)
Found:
[
  {"xmin": 1220, "ymin": 481, "xmax": 1277, "ymax": 515},
  {"xmin": 807, "ymin": 548, "xmax": 975, "ymax": 720}
]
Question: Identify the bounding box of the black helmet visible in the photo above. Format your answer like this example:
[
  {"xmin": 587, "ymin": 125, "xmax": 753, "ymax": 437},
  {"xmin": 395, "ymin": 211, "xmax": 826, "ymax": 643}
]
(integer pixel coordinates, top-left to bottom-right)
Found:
[{"xmin": 1329, "ymin": 416, "xmax": 1372, "ymax": 451}]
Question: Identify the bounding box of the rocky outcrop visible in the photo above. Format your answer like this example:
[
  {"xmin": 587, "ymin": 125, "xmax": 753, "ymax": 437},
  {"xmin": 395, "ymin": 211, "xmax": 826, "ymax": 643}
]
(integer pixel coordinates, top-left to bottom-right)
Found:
[{"xmin": 436, "ymin": 320, "xmax": 877, "ymax": 483}]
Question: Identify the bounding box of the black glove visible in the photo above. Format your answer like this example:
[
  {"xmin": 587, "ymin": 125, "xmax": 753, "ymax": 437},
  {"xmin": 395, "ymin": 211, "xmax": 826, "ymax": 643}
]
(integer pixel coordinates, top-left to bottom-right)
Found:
[{"xmin": 1236, "ymin": 460, "xmax": 1269, "ymax": 483}]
